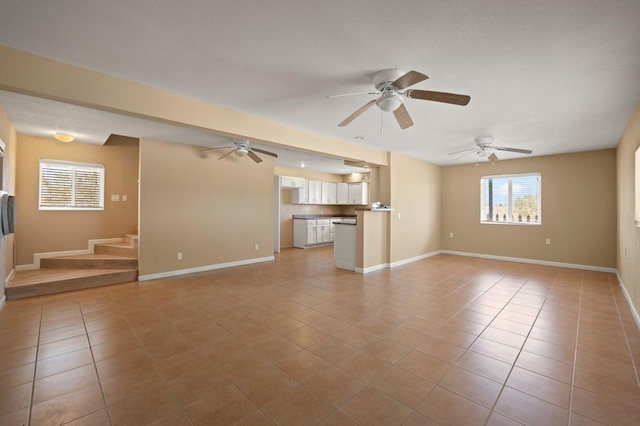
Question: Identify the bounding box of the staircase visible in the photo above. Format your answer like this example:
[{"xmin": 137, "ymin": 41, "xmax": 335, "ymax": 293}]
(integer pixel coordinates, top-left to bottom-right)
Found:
[{"xmin": 6, "ymin": 234, "xmax": 138, "ymax": 300}]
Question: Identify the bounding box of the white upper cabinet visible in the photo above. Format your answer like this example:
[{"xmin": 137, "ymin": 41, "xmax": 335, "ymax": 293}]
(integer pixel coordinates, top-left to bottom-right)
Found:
[
  {"xmin": 337, "ymin": 183, "xmax": 348, "ymax": 204},
  {"xmin": 307, "ymin": 180, "xmax": 322, "ymax": 204},
  {"xmin": 348, "ymin": 182, "xmax": 368, "ymax": 205},
  {"xmin": 280, "ymin": 175, "xmax": 305, "ymax": 189},
  {"xmin": 321, "ymin": 182, "xmax": 337, "ymax": 204}
]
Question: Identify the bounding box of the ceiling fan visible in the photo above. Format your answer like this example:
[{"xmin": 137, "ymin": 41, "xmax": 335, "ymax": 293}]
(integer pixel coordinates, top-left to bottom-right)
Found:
[
  {"xmin": 449, "ymin": 136, "xmax": 533, "ymax": 161},
  {"xmin": 202, "ymin": 140, "xmax": 278, "ymax": 163},
  {"xmin": 331, "ymin": 69, "xmax": 470, "ymax": 130}
]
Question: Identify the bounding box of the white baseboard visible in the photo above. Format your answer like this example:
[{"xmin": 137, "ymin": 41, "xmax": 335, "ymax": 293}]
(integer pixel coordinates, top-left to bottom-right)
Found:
[
  {"xmin": 138, "ymin": 256, "xmax": 275, "ymax": 281},
  {"xmin": 440, "ymin": 250, "xmax": 617, "ymax": 273},
  {"xmin": 0, "ymin": 294, "xmax": 5, "ymax": 311},
  {"xmin": 390, "ymin": 250, "xmax": 442, "ymax": 269},
  {"xmin": 355, "ymin": 263, "xmax": 389, "ymax": 274},
  {"xmin": 617, "ymin": 271, "xmax": 640, "ymax": 330},
  {"xmin": 16, "ymin": 238, "xmax": 124, "ymax": 271}
]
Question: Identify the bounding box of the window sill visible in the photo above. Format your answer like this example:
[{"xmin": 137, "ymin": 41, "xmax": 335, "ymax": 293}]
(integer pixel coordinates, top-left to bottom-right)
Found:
[{"xmin": 481, "ymin": 221, "xmax": 541, "ymax": 226}]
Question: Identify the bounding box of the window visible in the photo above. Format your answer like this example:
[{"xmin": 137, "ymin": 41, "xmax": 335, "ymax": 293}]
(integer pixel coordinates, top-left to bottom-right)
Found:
[
  {"xmin": 39, "ymin": 160, "xmax": 104, "ymax": 210},
  {"xmin": 481, "ymin": 173, "xmax": 541, "ymax": 224}
]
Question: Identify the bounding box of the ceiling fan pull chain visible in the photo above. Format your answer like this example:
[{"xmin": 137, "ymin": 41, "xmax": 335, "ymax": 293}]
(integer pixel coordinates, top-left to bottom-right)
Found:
[{"xmin": 380, "ymin": 109, "xmax": 384, "ymax": 132}]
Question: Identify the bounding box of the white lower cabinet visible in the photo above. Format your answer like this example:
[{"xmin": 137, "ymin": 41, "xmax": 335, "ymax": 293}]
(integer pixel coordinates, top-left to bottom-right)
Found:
[
  {"xmin": 316, "ymin": 220, "xmax": 331, "ymax": 243},
  {"xmin": 294, "ymin": 219, "xmax": 316, "ymax": 248}
]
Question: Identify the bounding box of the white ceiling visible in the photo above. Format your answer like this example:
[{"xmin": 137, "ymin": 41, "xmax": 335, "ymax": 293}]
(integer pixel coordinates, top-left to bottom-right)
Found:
[{"xmin": 0, "ymin": 0, "xmax": 638, "ymax": 169}]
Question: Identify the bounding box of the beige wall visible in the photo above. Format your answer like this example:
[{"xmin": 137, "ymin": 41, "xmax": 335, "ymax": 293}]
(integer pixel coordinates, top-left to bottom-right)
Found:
[
  {"xmin": 617, "ymin": 102, "xmax": 640, "ymax": 315},
  {"xmin": 138, "ymin": 139, "xmax": 274, "ymax": 276},
  {"xmin": 356, "ymin": 210, "xmax": 390, "ymax": 270},
  {"xmin": 389, "ymin": 152, "xmax": 442, "ymax": 264},
  {"xmin": 0, "ymin": 103, "xmax": 16, "ymax": 300},
  {"xmin": 442, "ymin": 149, "xmax": 617, "ymax": 268},
  {"xmin": 15, "ymin": 135, "xmax": 139, "ymax": 265}
]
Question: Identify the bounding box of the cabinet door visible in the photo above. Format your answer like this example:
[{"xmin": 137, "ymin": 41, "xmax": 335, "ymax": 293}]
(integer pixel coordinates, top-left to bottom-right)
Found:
[
  {"xmin": 337, "ymin": 183, "xmax": 348, "ymax": 204},
  {"xmin": 348, "ymin": 182, "xmax": 369, "ymax": 205},
  {"xmin": 307, "ymin": 226, "xmax": 316, "ymax": 244},
  {"xmin": 292, "ymin": 180, "xmax": 309, "ymax": 204},
  {"xmin": 321, "ymin": 182, "xmax": 337, "ymax": 204},
  {"xmin": 308, "ymin": 180, "xmax": 322, "ymax": 204},
  {"xmin": 280, "ymin": 176, "xmax": 305, "ymax": 189}
]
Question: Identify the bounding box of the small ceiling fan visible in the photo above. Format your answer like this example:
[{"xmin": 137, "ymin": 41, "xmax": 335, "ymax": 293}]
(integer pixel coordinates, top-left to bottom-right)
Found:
[
  {"xmin": 330, "ymin": 69, "xmax": 470, "ymax": 130},
  {"xmin": 202, "ymin": 140, "xmax": 278, "ymax": 163},
  {"xmin": 449, "ymin": 136, "xmax": 533, "ymax": 161}
]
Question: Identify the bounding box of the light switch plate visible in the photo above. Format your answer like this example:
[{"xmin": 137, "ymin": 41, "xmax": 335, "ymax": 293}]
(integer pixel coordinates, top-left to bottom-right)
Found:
[{"xmin": 111, "ymin": 194, "xmax": 120, "ymax": 202}]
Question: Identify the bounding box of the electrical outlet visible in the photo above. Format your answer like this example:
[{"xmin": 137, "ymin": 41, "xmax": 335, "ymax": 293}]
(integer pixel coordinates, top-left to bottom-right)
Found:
[
  {"xmin": 255, "ymin": 243, "xmax": 259, "ymax": 251},
  {"xmin": 397, "ymin": 212, "xmax": 401, "ymax": 219},
  {"xmin": 122, "ymin": 195, "xmax": 128, "ymax": 202},
  {"xmin": 449, "ymin": 232, "xmax": 454, "ymax": 238},
  {"xmin": 177, "ymin": 252, "xmax": 182, "ymax": 260},
  {"xmin": 545, "ymin": 239, "xmax": 551, "ymax": 245}
]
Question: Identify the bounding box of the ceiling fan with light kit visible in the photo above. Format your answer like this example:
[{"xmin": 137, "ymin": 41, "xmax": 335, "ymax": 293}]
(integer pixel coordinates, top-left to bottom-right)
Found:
[
  {"xmin": 330, "ymin": 69, "xmax": 471, "ymax": 130},
  {"xmin": 202, "ymin": 140, "xmax": 278, "ymax": 163},
  {"xmin": 449, "ymin": 136, "xmax": 533, "ymax": 162}
]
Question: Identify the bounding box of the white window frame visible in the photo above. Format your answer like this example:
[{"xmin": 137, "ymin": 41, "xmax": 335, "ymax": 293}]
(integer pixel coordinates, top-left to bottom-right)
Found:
[
  {"xmin": 480, "ymin": 172, "xmax": 541, "ymax": 225},
  {"xmin": 39, "ymin": 159, "xmax": 105, "ymax": 211}
]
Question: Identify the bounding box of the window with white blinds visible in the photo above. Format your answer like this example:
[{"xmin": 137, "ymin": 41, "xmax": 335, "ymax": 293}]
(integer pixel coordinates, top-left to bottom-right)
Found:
[
  {"xmin": 480, "ymin": 173, "xmax": 541, "ymax": 224},
  {"xmin": 39, "ymin": 160, "xmax": 104, "ymax": 210}
]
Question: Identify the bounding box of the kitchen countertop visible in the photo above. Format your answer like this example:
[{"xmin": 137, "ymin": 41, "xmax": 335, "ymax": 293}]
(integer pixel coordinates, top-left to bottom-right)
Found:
[{"xmin": 293, "ymin": 214, "xmax": 356, "ymax": 219}]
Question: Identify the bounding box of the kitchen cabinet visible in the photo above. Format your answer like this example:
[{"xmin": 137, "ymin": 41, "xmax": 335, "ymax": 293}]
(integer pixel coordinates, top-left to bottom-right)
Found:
[
  {"xmin": 337, "ymin": 183, "xmax": 348, "ymax": 204},
  {"xmin": 291, "ymin": 180, "xmax": 368, "ymax": 206},
  {"xmin": 316, "ymin": 219, "xmax": 331, "ymax": 243},
  {"xmin": 308, "ymin": 180, "xmax": 322, "ymax": 204},
  {"xmin": 292, "ymin": 180, "xmax": 309, "ymax": 204},
  {"xmin": 348, "ymin": 182, "xmax": 368, "ymax": 205},
  {"xmin": 321, "ymin": 182, "xmax": 337, "ymax": 204},
  {"xmin": 293, "ymin": 219, "xmax": 316, "ymax": 247},
  {"xmin": 280, "ymin": 175, "xmax": 305, "ymax": 189}
]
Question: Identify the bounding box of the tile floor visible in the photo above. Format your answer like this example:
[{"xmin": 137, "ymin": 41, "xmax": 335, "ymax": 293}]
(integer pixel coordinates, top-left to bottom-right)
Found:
[{"xmin": 1, "ymin": 247, "xmax": 639, "ymax": 425}]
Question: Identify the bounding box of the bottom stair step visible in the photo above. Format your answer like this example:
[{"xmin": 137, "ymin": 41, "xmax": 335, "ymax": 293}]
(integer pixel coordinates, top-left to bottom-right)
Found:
[{"xmin": 6, "ymin": 269, "xmax": 138, "ymax": 300}]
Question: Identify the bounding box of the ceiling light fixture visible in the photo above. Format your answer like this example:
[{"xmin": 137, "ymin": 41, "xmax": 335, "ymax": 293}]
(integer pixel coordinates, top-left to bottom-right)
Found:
[
  {"xmin": 375, "ymin": 92, "xmax": 403, "ymax": 112},
  {"xmin": 54, "ymin": 132, "xmax": 74, "ymax": 143},
  {"xmin": 300, "ymin": 162, "xmax": 306, "ymax": 168}
]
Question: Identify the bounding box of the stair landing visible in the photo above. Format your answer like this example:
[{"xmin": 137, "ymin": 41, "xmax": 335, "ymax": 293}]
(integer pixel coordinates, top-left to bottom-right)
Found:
[
  {"xmin": 7, "ymin": 234, "xmax": 139, "ymax": 300},
  {"xmin": 6, "ymin": 268, "xmax": 137, "ymax": 300}
]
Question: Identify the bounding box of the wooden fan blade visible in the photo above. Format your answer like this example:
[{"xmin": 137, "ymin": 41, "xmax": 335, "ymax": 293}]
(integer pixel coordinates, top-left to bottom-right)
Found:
[
  {"xmin": 338, "ymin": 99, "xmax": 378, "ymax": 127},
  {"xmin": 252, "ymin": 148, "xmax": 278, "ymax": 158},
  {"xmin": 218, "ymin": 149, "xmax": 237, "ymax": 160},
  {"xmin": 407, "ymin": 90, "xmax": 470, "ymax": 106},
  {"xmin": 494, "ymin": 146, "xmax": 533, "ymax": 154},
  {"xmin": 392, "ymin": 71, "xmax": 428, "ymax": 90},
  {"xmin": 392, "ymin": 103, "xmax": 414, "ymax": 129},
  {"xmin": 247, "ymin": 150, "xmax": 263, "ymax": 163}
]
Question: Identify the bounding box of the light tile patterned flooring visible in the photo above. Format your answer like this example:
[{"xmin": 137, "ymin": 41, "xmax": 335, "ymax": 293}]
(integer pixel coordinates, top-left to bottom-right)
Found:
[{"xmin": 1, "ymin": 247, "xmax": 639, "ymax": 425}]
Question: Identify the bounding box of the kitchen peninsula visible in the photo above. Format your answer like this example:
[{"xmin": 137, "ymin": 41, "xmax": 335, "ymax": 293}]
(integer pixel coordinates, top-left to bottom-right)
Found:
[{"xmin": 334, "ymin": 208, "xmax": 391, "ymax": 273}]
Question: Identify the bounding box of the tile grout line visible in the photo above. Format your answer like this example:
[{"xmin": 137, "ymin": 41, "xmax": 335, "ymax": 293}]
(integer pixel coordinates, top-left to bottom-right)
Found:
[
  {"xmin": 79, "ymin": 302, "xmax": 115, "ymax": 425},
  {"xmin": 481, "ymin": 276, "xmax": 556, "ymax": 426},
  {"xmin": 566, "ymin": 272, "xmax": 584, "ymax": 425},
  {"xmin": 26, "ymin": 305, "xmax": 44, "ymax": 426},
  {"xmin": 608, "ymin": 276, "xmax": 640, "ymax": 389}
]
